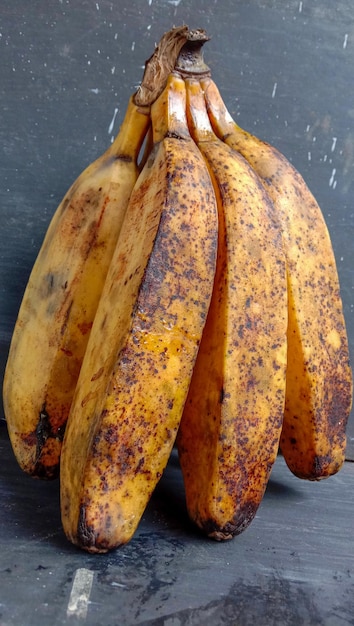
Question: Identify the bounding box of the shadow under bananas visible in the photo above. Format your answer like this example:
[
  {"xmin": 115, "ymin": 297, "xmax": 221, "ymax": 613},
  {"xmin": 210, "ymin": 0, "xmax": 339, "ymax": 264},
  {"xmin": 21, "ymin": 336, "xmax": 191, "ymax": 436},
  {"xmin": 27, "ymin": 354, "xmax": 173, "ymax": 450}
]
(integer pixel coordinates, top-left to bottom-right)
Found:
[
  {"xmin": 0, "ymin": 424, "xmax": 302, "ymax": 556},
  {"xmin": 0, "ymin": 422, "xmax": 66, "ymax": 550},
  {"xmin": 146, "ymin": 448, "xmax": 201, "ymax": 540},
  {"xmin": 149, "ymin": 448, "xmax": 303, "ymax": 542}
]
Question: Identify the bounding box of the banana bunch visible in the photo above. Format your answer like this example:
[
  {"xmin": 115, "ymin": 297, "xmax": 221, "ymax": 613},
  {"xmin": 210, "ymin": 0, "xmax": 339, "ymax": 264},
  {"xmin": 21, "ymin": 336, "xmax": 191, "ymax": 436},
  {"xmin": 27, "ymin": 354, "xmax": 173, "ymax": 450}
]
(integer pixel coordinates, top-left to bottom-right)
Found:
[{"xmin": 3, "ymin": 27, "xmax": 352, "ymax": 553}]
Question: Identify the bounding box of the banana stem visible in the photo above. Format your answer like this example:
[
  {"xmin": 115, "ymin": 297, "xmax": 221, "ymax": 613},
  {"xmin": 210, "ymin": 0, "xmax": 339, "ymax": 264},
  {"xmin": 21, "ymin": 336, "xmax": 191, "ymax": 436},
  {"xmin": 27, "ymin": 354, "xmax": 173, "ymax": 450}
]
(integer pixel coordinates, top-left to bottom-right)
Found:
[
  {"xmin": 174, "ymin": 31, "xmax": 211, "ymax": 78},
  {"xmin": 108, "ymin": 96, "xmax": 150, "ymax": 162},
  {"xmin": 151, "ymin": 73, "xmax": 190, "ymax": 145},
  {"xmin": 134, "ymin": 26, "xmax": 189, "ymax": 107},
  {"xmin": 134, "ymin": 26, "xmax": 211, "ymax": 107},
  {"xmin": 185, "ymin": 79, "xmax": 215, "ymax": 143}
]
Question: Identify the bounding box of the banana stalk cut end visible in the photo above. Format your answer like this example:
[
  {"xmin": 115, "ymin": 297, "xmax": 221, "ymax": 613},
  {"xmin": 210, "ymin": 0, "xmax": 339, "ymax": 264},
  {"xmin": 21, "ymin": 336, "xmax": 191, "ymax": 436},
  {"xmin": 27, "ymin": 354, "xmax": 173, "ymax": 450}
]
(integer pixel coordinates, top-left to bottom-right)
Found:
[
  {"xmin": 174, "ymin": 30, "xmax": 211, "ymax": 78},
  {"xmin": 134, "ymin": 26, "xmax": 211, "ymax": 107}
]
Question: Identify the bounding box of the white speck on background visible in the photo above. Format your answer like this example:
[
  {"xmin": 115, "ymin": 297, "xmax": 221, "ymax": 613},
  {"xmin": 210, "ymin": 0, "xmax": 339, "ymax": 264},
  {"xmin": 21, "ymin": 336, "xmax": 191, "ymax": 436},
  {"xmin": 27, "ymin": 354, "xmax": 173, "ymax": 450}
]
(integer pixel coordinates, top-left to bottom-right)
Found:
[
  {"xmin": 271, "ymin": 82, "xmax": 277, "ymax": 98},
  {"xmin": 108, "ymin": 108, "xmax": 119, "ymax": 134},
  {"xmin": 343, "ymin": 34, "xmax": 348, "ymax": 49},
  {"xmin": 308, "ymin": 151, "xmax": 311, "ymax": 161},
  {"xmin": 147, "ymin": 24, "xmax": 152, "ymax": 30},
  {"xmin": 306, "ymin": 124, "xmax": 310, "ymax": 132},
  {"xmin": 96, "ymin": 2, "xmax": 100, "ymax": 10},
  {"xmin": 131, "ymin": 41, "xmax": 135, "ymax": 51},
  {"xmin": 329, "ymin": 168, "xmax": 336, "ymax": 187},
  {"xmin": 299, "ymin": 1, "xmax": 303, "ymax": 12},
  {"xmin": 168, "ymin": 0, "xmax": 182, "ymax": 5},
  {"xmin": 90, "ymin": 88, "xmax": 99, "ymax": 94},
  {"xmin": 331, "ymin": 137, "xmax": 337, "ymax": 152},
  {"xmin": 323, "ymin": 154, "xmax": 328, "ymax": 162},
  {"xmin": 148, "ymin": 0, "xmax": 153, "ymax": 5},
  {"xmin": 111, "ymin": 65, "xmax": 115, "ymax": 74},
  {"xmin": 67, "ymin": 569, "xmax": 94, "ymax": 619}
]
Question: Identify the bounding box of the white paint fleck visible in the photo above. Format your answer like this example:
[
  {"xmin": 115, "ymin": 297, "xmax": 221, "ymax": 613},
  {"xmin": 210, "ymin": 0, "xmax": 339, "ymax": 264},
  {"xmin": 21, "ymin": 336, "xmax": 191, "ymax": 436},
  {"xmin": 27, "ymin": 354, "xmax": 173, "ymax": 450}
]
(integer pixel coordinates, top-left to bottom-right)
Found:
[
  {"xmin": 331, "ymin": 137, "xmax": 337, "ymax": 152},
  {"xmin": 90, "ymin": 88, "xmax": 100, "ymax": 94},
  {"xmin": 323, "ymin": 154, "xmax": 328, "ymax": 162},
  {"xmin": 147, "ymin": 24, "xmax": 152, "ymax": 30},
  {"xmin": 299, "ymin": 1, "xmax": 303, "ymax": 12},
  {"xmin": 343, "ymin": 33, "xmax": 348, "ymax": 49},
  {"xmin": 67, "ymin": 568, "xmax": 94, "ymax": 619},
  {"xmin": 306, "ymin": 124, "xmax": 310, "ymax": 132},
  {"xmin": 111, "ymin": 65, "xmax": 115, "ymax": 74},
  {"xmin": 329, "ymin": 168, "xmax": 336, "ymax": 187},
  {"xmin": 108, "ymin": 107, "xmax": 119, "ymax": 134},
  {"xmin": 168, "ymin": 0, "xmax": 182, "ymax": 5},
  {"xmin": 271, "ymin": 82, "xmax": 277, "ymax": 98},
  {"xmin": 131, "ymin": 41, "xmax": 135, "ymax": 51},
  {"xmin": 96, "ymin": 2, "xmax": 100, "ymax": 10},
  {"xmin": 333, "ymin": 180, "xmax": 337, "ymax": 190},
  {"xmin": 148, "ymin": 0, "xmax": 153, "ymax": 4},
  {"xmin": 308, "ymin": 151, "xmax": 311, "ymax": 161}
]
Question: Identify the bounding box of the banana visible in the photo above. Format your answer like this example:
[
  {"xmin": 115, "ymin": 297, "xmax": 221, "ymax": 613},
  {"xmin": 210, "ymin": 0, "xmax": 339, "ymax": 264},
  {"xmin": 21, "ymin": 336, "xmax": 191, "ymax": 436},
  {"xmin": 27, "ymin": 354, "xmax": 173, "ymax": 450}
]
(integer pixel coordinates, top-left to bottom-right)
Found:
[
  {"xmin": 2, "ymin": 98, "xmax": 150, "ymax": 479},
  {"xmin": 176, "ymin": 78, "xmax": 288, "ymax": 539},
  {"xmin": 3, "ymin": 98, "xmax": 150, "ymax": 479},
  {"xmin": 202, "ymin": 76, "xmax": 353, "ymax": 479},
  {"xmin": 59, "ymin": 73, "xmax": 218, "ymax": 553}
]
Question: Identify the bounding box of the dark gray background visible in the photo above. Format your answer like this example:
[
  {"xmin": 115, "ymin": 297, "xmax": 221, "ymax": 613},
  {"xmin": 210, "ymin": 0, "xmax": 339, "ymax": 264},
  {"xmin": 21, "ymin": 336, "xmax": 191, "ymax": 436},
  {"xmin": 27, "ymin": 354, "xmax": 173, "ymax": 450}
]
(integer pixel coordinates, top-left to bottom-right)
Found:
[{"xmin": 1, "ymin": 2, "xmax": 354, "ymax": 625}]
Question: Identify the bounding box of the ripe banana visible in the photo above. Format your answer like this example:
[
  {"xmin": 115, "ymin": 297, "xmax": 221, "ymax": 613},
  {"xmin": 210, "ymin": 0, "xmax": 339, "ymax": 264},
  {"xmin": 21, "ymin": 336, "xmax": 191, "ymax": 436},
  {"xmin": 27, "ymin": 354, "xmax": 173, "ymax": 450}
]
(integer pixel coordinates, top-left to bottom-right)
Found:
[
  {"xmin": 176, "ymin": 78, "xmax": 288, "ymax": 539},
  {"xmin": 2, "ymin": 99, "xmax": 150, "ymax": 478},
  {"xmin": 59, "ymin": 73, "xmax": 218, "ymax": 553},
  {"xmin": 2, "ymin": 25, "xmax": 189, "ymax": 480},
  {"xmin": 202, "ymin": 76, "xmax": 352, "ymax": 480}
]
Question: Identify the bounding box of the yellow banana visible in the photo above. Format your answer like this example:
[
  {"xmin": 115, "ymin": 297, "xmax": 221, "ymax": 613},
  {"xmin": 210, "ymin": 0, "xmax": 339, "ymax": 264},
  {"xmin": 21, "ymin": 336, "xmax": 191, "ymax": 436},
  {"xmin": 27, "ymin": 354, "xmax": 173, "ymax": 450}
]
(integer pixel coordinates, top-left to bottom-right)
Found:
[
  {"xmin": 2, "ymin": 25, "xmax": 190, "ymax": 480},
  {"xmin": 4, "ymin": 99, "xmax": 149, "ymax": 478},
  {"xmin": 176, "ymin": 78, "xmax": 288, "ymax": 539},
  {"xmin": 59, "ymin": 73, "xmax": 218, "ymax": 553},
  {"xmin": 3, "ymin": 98, "xmax": 150, "ymax": 478},
  {"xmin": 202, "ymin": 76, "xmax": 353, "ymax": 479}
]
